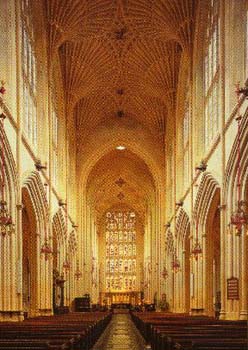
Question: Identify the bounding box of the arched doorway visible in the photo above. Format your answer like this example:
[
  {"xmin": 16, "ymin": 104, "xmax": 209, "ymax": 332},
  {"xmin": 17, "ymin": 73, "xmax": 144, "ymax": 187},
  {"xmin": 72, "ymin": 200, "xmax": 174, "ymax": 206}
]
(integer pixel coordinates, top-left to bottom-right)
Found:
[{"xmin": 22, "ymin": 188, "xmax": 38, "ymax": 318}]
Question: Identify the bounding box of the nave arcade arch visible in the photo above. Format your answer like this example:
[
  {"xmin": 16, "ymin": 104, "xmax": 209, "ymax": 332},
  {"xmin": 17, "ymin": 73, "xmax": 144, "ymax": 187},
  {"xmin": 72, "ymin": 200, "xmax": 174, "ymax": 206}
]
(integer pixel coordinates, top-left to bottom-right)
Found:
[
  {"xmin": 224, "ymin": 110, "xmax": 248, "ymax": 320},
  {"xmin": 21, "ymin": 172, "xmax": 52, "ymax": 318},
  {"xmin": 193, "ymin": 173, "xmax": 220, "ymax": 317}
]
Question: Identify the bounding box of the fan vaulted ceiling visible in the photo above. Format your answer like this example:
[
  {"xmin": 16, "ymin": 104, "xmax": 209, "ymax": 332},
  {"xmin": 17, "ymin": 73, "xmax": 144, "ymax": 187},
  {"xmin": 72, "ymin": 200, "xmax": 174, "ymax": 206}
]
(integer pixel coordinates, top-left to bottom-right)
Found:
[{"xmin": 46, "ymin": 0, "xmax": 197, "ymax": 215}]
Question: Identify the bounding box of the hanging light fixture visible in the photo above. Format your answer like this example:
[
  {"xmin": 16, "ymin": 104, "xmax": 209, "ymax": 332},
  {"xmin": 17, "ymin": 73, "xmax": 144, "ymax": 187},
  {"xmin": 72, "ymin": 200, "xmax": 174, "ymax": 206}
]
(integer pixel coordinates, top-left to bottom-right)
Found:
[
  {"xmin": 230, "ymin": 85, "xmax": 248, "ymax": 236},
  {"xmin": 75, "ymin": 260, "xmax": 82, "ymax": 280},
  {"xmin": 191, "ymin": 217, "xmax": 202, "ymax": 261},
  {"xmin": 191, "ymin": 241, "xmax": 203, "ymax": 260},
  {"xmin": 0, "ymin": 113, "xmax": 14, "ymax": 237},
  {"xmin": 171, "ymin": 254, "xmax": 180, "ymax": 273},
  {"xmin": 161, "ymin": 266, "xmax": 168, "ymax": 279},
  {"xmin": 63, "ymin": 259, "xmax": 70, "ymax": 272}
]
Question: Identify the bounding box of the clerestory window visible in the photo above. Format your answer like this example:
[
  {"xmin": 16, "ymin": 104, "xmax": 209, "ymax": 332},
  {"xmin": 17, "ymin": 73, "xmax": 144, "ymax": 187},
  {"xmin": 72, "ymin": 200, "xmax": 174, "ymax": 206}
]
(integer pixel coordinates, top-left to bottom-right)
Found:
[{"xmin": 204, "ymin": 0, "xmax": 220, "ymax": 149}]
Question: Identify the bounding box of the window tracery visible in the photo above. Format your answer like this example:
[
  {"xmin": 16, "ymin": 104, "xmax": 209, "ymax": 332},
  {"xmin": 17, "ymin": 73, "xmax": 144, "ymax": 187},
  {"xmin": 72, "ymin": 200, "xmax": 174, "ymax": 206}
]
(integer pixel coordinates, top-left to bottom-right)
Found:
[
  {"xmin": 21, "ymin": 0, "xmax": 37, "ymax": 150},
  {"xmin": 105, "ymin": 210, "xmax": 137, "ymax": 291},
  {"xmin": 204, "ymin": 0, "xmax": 220, "ymax": 148}
]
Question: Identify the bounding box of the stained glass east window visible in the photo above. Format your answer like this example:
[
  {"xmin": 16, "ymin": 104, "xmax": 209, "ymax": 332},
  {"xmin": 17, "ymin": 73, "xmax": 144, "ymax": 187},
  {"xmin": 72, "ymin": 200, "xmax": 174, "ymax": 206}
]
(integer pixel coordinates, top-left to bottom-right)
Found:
[{"xmin": 105, "ymin": 211, "xmax": 137, "ymax": 291}]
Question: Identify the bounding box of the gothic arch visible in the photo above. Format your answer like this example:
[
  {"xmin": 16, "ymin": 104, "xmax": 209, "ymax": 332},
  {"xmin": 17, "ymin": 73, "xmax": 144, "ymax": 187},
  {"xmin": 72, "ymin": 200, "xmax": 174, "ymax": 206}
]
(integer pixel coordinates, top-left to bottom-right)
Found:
[
  {"xmin": 22, "ymin": 171, "xmax": 49, "ymax": 237},
  {"xmin": 175, "ymin": 208, "xmax": 190, "ymax": 312},
  {"xmin": 22, "ymin": 171, "xmax": 50, "ymax": 317},
  {"xmin": 194, "ymin": 172, "xmax": 220, "ymax": 228},
  {"xmin": 79, "ymin": 137, "xmax": 163, "ymax": 195},
  {"xmin": 0, "ymin": 120, "xmax": 17, "ymax": 220},
  {"xmin": 176, "ymin": 208, "xmax": 190, "ymax": 243},
  {"xmin": 52, "ymin": 208, "xmax": 67, "ymax": 274},
  {"xmin": 193, "ymin": 172, "xmax": 220, "ymax": 316},
  {"xmin": 53, "ymin": 209, "xmax": 67, "ymax": 243},
  {"xmin": 0, "ymin": 121, "xmax": 18, "ymax": 319},
  {"xmin": 225, "ymin": 111, "xmax": 248, "ymax": 230},
  {"xmin": 224, "ymin": 111, "xmax": 248, "ymax": 319}
]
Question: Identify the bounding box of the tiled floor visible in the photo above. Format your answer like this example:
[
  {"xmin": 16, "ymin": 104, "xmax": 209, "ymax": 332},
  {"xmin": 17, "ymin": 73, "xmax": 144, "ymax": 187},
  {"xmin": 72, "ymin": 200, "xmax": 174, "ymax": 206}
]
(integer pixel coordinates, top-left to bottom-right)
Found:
[{"xmin": 92, "ymin": 313, "xmax": 146, "ymax": 350}]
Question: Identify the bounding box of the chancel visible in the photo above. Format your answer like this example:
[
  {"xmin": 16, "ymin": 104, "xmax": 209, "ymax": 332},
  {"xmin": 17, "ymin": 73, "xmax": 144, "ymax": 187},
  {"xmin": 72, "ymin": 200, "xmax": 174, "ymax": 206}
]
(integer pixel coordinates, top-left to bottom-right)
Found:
[{"xmin": 0, "ymin": 0, "xmax": 248, "ymax": 349}]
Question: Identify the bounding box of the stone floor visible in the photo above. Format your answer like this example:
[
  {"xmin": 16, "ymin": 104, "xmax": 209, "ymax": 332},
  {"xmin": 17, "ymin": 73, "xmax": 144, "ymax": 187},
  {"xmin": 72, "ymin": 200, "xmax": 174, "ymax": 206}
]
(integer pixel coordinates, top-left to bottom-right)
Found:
[{"xmin": 92, "ymin": 313, "xmax": 146, "ymax": 350}]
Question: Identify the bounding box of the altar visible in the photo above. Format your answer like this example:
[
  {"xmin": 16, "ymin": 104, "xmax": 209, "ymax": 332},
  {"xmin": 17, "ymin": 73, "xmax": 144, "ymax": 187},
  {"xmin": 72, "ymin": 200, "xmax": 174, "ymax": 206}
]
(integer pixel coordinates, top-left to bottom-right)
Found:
[{"xmin": 100, "ymin": 291, "xmax": 141, "ymax": 306}]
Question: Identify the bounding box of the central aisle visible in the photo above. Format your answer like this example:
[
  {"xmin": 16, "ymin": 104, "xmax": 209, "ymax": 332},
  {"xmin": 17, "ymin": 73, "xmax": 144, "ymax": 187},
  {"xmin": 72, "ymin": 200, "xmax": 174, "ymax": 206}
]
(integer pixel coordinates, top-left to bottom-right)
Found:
[{"xmin": 92, "ymin": 313, "xmax": 145, "ymax": 350}]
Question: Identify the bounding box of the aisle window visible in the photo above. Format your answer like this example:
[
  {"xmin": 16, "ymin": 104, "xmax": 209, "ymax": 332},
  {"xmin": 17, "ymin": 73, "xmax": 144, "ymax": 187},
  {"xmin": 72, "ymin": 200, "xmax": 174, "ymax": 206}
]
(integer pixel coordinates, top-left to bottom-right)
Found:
[
  {"xmin": 105, "ymin": 211, "xmax": 137, "ymax": 291},
  {"xmin": 204, "ymin": 0, "xmax": 220, "ymax": 149},
  {"xmin": 21, "ymin": 0, "xmax": 37, "ymax": 149}
]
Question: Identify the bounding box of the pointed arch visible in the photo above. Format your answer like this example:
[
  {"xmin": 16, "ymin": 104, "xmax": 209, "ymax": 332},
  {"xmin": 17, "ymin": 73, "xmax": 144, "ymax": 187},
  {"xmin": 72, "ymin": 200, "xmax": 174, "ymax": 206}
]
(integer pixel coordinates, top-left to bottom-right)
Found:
[
  {"xmin": 0, "ymin": 120, "xmax": 17, "ymax": 220},
  {"xmin": 176, "ymin": 208, "xmax": 190, "ymax": 242},
  {"xmin": 225, "ymin": 111, "xmax": 248, "ymax": 224},
  {"xmin": 52, "ymin": 208, "xmax": 67, "ymax": 274},
  {"xmin": 22, "ymin": 171, "xmax": 49, "ymax": 238},
  {"xmin": 165, "ymin": 227, "xmax": 174, "ymax": 255},
  {"xmin": 53, "ymin": 208, "xmax": 67, "ymax": 245},
  {"xmin": 224, "ymin": 112, "xmax": 248, "ymax": 320},
  {"xmin": 193, "ymin": 172, "xmax": 220, "ymax": 316},
  {"xmin": 194, "ymin": 172, "xmax": 220, "ymax": 226},
  {"xmin": 175, "ymin": 208, "xmax": 190, "ymax": 313},
  {"xmin": 68, "ymin": 230, "xmax": 77, "ymax": 254},
  {"xmin": 0, "ymin": 121, "xmax": 18, "ymax": 319},
  {"xmin": 21, "ymin": 171, "xmax": 50, "ymax": 317}
]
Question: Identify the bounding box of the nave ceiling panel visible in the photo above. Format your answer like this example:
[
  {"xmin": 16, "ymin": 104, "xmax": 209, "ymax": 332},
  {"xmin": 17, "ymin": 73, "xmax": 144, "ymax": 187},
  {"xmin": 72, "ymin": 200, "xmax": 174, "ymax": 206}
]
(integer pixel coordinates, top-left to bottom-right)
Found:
[
  {"xmin": 86, "ymin": 150, "xmax": 156, "ymax": 219},
  {"xmin": 46, "ymin": 0, "xmax": 197, "ymax": 156},
  {"xmin": 46, "ymin": 0, "xmax": 197, "ymax": 51}
]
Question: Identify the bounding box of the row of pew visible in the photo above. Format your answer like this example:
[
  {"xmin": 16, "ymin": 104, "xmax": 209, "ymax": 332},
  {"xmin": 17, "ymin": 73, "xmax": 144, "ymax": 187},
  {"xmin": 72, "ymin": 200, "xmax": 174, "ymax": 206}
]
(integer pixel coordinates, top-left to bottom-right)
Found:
[
  {"xmin": 0, "ymin": 311, "xmax": 112, "ymax": 349},
  {"xmin": 131, "ymin": 312, "xmax": 247, "ymax": 350}
]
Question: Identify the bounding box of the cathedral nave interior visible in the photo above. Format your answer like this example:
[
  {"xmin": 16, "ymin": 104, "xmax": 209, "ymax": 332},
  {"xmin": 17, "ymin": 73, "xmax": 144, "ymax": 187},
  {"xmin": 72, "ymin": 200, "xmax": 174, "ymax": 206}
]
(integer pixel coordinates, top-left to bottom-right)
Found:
[{"xmin": 0, "ymin": 0, "xmax": 248, "ymax": 349}]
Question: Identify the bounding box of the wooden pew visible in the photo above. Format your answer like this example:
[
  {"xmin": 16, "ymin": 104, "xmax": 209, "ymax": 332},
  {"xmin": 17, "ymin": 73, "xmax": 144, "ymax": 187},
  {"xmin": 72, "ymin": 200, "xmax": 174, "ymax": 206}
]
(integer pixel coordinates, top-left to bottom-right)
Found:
[
  {"xmin": 131, "ymin": 311, "xmax": 246, "ymax": 350},
  {"xmin": 0, "ymin": 311, "xmax": 112, "ymax": 350}
]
